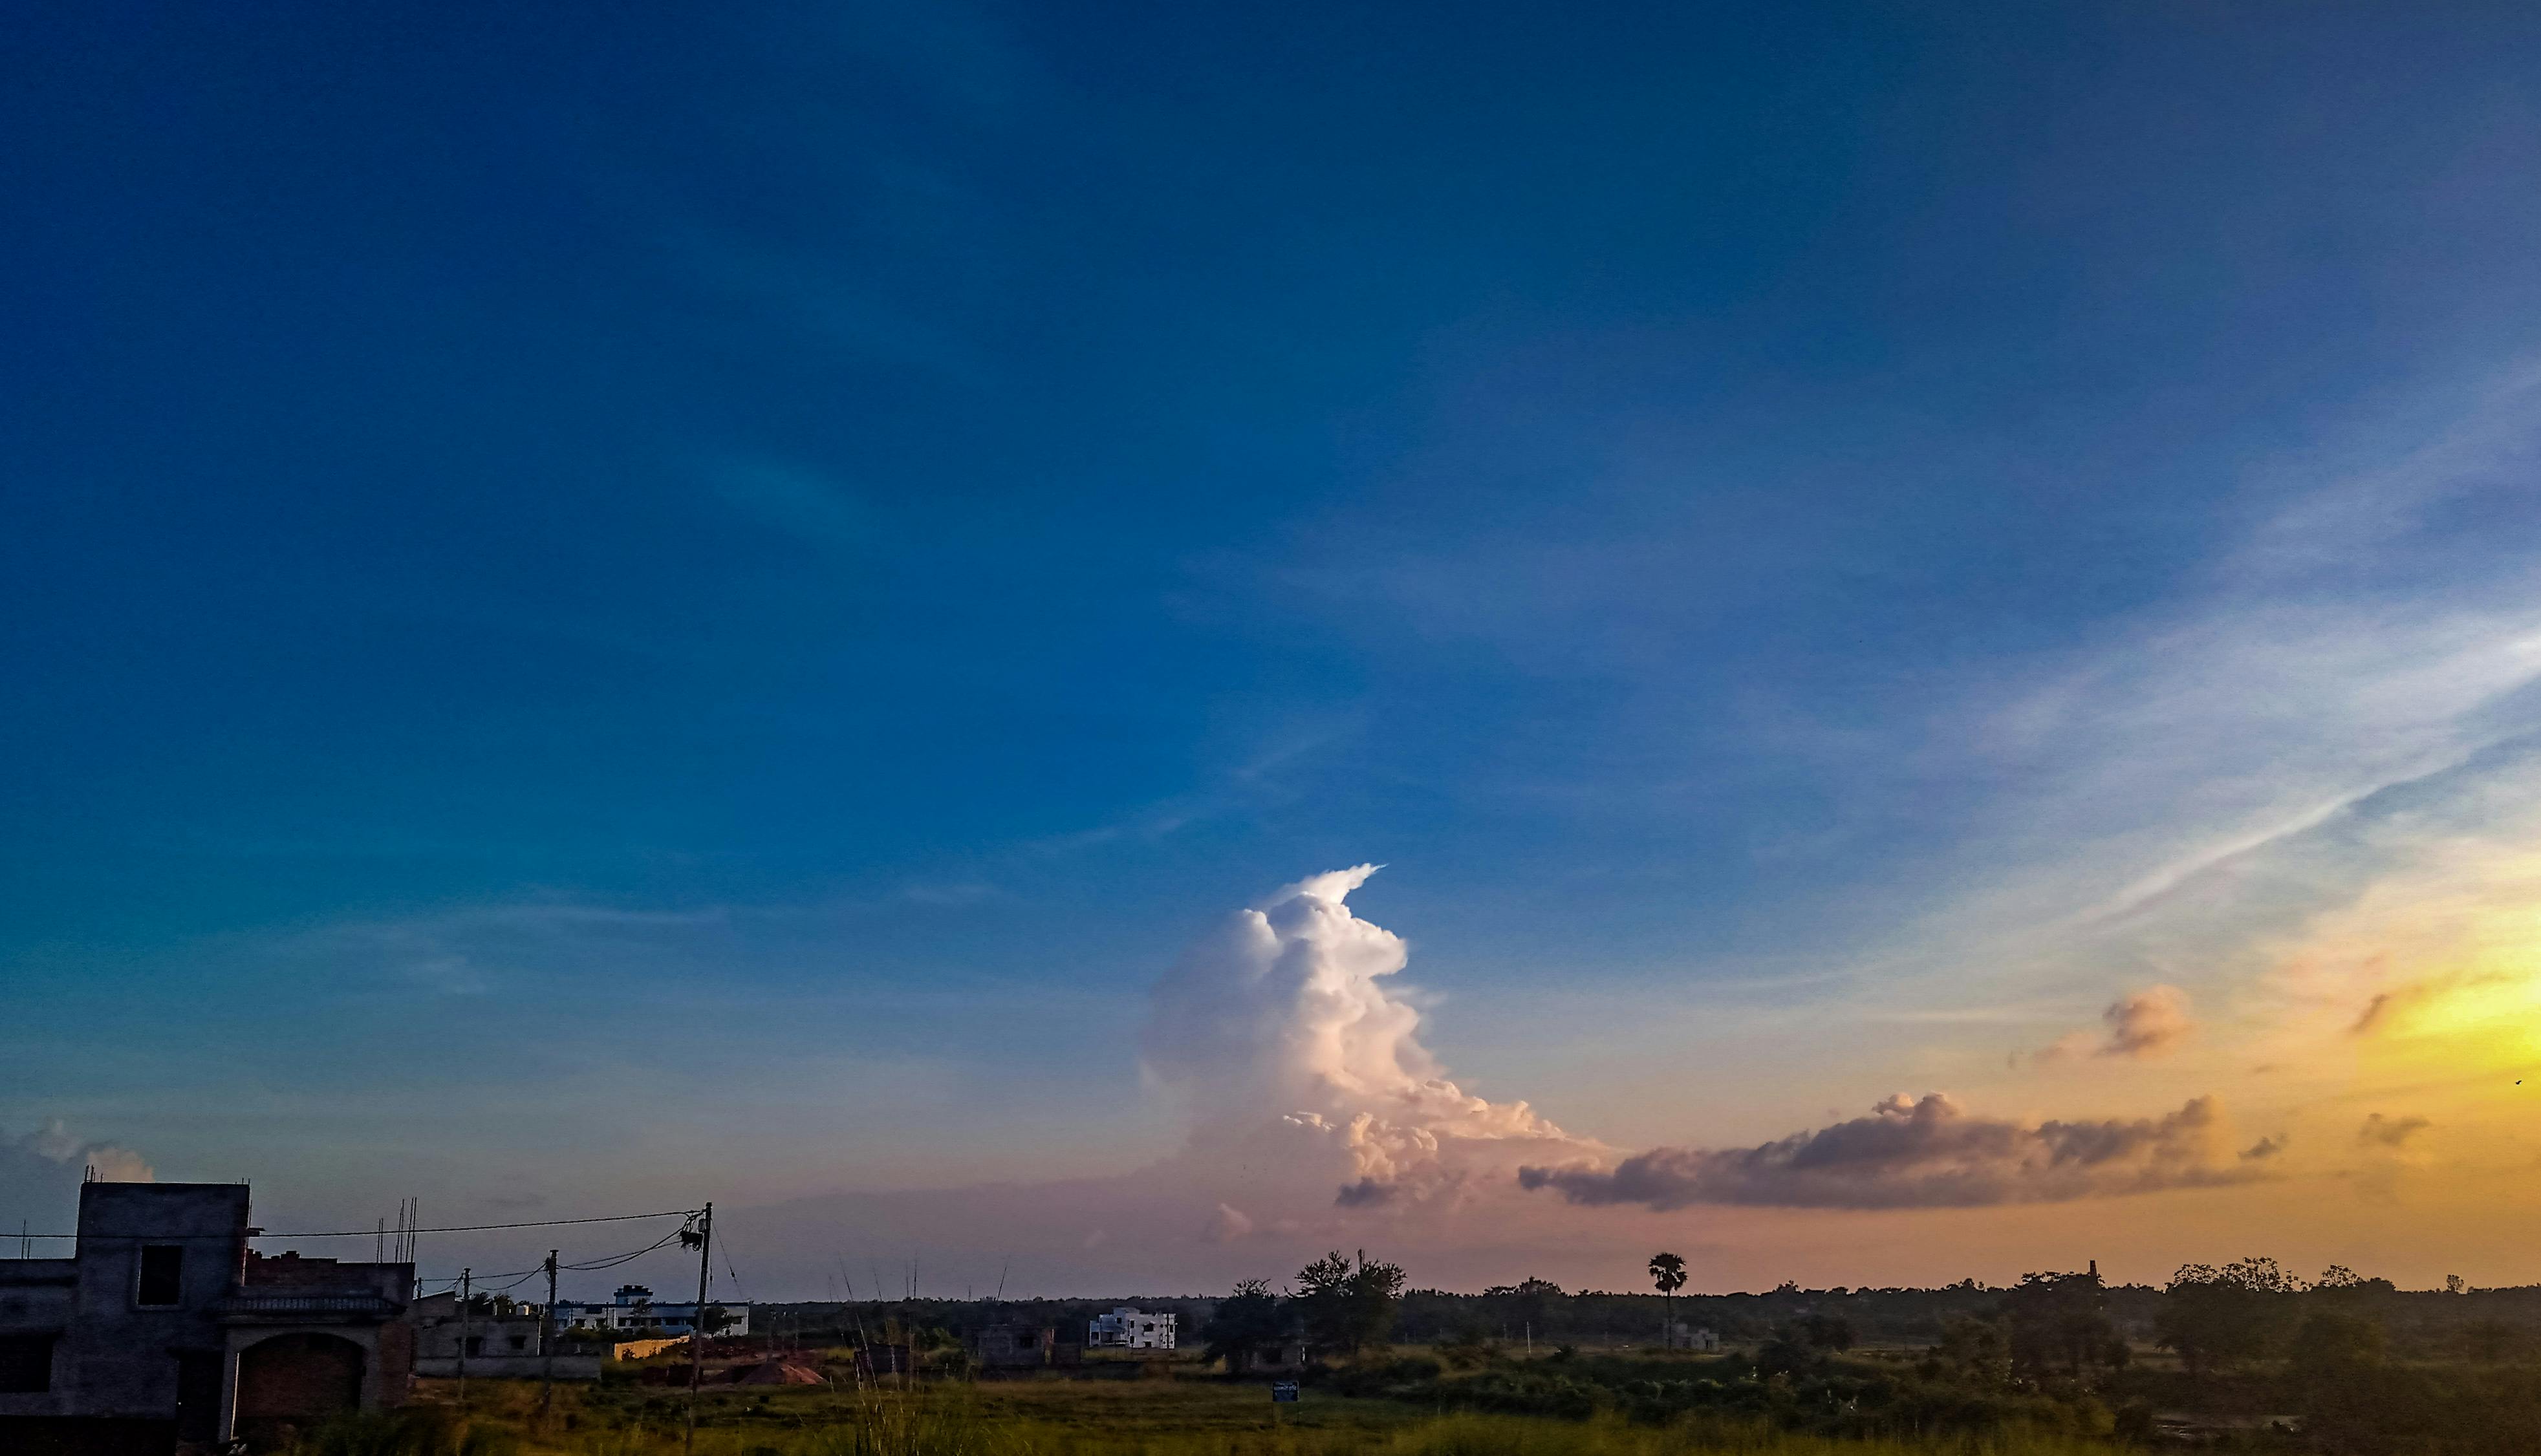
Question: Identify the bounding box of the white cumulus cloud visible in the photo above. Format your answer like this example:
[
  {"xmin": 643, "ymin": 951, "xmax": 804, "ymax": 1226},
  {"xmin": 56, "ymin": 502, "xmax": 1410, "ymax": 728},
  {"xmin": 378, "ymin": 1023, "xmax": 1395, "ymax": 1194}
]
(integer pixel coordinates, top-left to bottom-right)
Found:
[
  {"xmin": 1142, "ymin": 864, "xmax": 1597, "ymax": 1209},
  {"xmin": 0, "ymin": 1120, "xmax": 155, "ymax": 1237}
]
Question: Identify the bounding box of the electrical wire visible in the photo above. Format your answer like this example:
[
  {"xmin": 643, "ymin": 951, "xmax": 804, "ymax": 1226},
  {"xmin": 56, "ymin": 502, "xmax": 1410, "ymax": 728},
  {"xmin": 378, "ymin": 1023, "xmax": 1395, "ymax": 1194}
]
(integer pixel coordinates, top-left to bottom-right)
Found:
[
  {"xmin": 419, "ymin": 1267, "xmax": 546, "ymax": 1295},
  {"xmin": 564, "ymin": 1225, "xmax": 695, "ymax": 1271},
  {"xmin": 15, "ymin": 1206, "xmax": 699, "ymax": 1243},
  {"xmin": 413, "ymin": 1219, "xmax": 701, "ymax": 1289},
  {"xmin": 268, "ymin": 1208, "xmax": 700, "ymax": 1237}
]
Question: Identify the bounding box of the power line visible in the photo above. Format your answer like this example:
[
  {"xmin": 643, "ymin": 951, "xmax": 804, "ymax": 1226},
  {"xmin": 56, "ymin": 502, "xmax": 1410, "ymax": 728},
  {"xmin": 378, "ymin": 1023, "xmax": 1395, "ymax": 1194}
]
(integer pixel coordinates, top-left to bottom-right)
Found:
[
  {"xmin": 411, "ymin": 1221, "xmax": 702, "ymax": 1288},
  {"xmin": 14, "ymin": 1206, "xmax": 700, "ymax": 1243},
  {"xmin": 714, "ymin": 1225, "xmax": 753, "ymax": 1304},
  {"xmin": 419, "ymin": 1266, "xmax": 547, "ymax": 1291},
  {"xmin": 564, "ymin": 1226, "xmax": 693, "ymax": 1272},
  {"xmin": 276, "ymin": 1208, "xmax": 701, "ymax": 1237}
]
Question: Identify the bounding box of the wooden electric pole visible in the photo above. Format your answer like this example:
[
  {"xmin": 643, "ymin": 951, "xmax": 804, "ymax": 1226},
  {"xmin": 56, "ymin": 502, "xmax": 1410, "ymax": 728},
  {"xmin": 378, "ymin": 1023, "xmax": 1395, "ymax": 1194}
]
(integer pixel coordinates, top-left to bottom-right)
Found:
[
  {"xmin": 684, "ymin": 1204, "xmax": 712, "ymax": 1456},
  {"xmin": 456, "ymin": 1268, "xmax": 472, "ymax": 1408},
  {"xmin": 539, "ymin": 1250, "xmax": 559, "ymax": 1419}
]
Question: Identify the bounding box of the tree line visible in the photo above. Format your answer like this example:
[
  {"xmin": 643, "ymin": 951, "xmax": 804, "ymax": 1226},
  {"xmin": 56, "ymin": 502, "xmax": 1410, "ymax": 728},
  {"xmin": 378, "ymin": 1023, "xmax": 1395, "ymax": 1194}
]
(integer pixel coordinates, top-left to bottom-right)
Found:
[
  {"xmin": 1202, "ymin": 1249, "xmax": 1408, "ymax": 1365},
  {"xmin": 1189, "ymin": 1250, "xmax": 2541, "ymax": 1451}
]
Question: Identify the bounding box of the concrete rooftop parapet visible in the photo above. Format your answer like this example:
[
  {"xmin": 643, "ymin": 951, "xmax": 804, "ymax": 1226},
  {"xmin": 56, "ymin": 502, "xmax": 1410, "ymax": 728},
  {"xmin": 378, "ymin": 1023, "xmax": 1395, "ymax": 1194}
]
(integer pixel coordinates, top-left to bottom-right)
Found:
[{"xmin": 218, "ymin": 1292, "xmax": 406, "ymax": 1322}]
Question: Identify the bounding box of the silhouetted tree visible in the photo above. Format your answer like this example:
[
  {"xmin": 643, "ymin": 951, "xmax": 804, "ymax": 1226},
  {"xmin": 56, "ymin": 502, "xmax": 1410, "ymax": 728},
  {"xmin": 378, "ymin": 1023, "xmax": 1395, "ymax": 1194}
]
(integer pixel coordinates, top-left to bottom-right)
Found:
[
  {"xmin": 2311, "ymin": 1265, "xmax": 2397, "ymax": 1303},
  {"xmin": 1350, "ymin": 1254, "xmax": 1408, "ymax": 1351},
  {"xmin": 1480, "ymin": 1278, "xmax": 1562, "ymax": 1340},
  {"xmin": 2287, "ymin": 1307, "xmax": 2394, "ymax": 1452},
  {"xmin": 1202, "ymin": 1278, "xmax": 1288, "ymax": 1370},
  {"xmin": 1649, "ymin": 1252, "xmax": 1687, "ymax": 1347},
  {"xmin": 2291, "ymin": 1309, "xmax": 2387, "ymax": 1382},
  {"xmin": 1756, "ymin": 1314, "xmax": 1852, "ymax": 1377},
  {"xmin": 2002, "ymin": 1269, "xmax": 2122, "ymax": 1378},
  {"xmin": 1296, "ymin": 1250, "xmax": 1405, "ymax": 1358},
  {"xmin": 1929, "ymin": 1313, "xmax": 2010, "ymax": 1387},
  {"xmin": 2157, "ymin": 1257, "xmax": 2301, "ymax": 1378},
  {"xmin": 1800, "ymin": 1312, "xmax": 1854, "ymax": 1352}
]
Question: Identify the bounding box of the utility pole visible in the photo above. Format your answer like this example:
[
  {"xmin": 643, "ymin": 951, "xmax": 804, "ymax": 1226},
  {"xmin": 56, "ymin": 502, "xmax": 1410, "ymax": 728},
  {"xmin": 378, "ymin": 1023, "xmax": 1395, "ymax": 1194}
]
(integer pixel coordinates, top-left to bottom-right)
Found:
[
  {"xmin": 540, "ymin": 1250, "xmax": 559, "ymax": 1419},
  {"xmin": 457, "ymin": 1269, "xmax": 472, "ymax": 1408},
  {"xmin": 684, "ymin": 1204, "xmax": 712, "ymax": 1456}
]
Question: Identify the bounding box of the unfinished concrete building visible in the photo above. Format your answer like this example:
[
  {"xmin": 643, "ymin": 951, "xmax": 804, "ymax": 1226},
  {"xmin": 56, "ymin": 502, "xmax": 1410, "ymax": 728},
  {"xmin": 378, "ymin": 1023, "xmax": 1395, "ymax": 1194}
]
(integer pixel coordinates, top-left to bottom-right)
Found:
[
  {"xmin": 0, "ymin": 1182, "xmax": 414, "ymax": 1454},
  {"xmin": 406, "ymin": 1291, "xmax": 602, "ymax": 1380},
  {"xmin": 968, "ymin": 1322, "xmax": 1082, "ymax": 1372}
]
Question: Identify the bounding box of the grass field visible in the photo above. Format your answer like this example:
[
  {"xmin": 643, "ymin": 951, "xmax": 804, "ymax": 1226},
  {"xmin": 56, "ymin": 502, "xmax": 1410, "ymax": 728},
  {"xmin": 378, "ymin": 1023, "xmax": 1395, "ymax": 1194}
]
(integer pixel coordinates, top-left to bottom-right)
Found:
[{"xmin": 291, "ymin": 1373, "xmax": 2126, "ymax": 1456}]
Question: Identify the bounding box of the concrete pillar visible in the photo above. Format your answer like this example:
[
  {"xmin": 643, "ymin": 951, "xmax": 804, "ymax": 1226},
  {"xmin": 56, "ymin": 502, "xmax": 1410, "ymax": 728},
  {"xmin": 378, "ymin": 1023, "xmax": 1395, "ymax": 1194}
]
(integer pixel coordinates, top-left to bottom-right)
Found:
[{"xmin": 214, "ymin": 1345, "xmax": 241, "ymax": 1446}]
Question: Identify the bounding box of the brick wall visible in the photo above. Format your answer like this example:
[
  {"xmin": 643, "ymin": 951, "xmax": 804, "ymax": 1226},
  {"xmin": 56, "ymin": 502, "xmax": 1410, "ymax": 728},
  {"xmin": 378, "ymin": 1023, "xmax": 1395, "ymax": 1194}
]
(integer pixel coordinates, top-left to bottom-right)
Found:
[{"xmin": 233, "ymin": 1334, "xmax": 363, "ymax": 1431}]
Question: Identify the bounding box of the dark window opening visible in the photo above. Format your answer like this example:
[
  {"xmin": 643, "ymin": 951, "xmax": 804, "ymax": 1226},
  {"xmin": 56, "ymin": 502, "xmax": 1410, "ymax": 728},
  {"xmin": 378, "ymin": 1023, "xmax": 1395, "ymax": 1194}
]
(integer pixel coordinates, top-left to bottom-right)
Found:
[
  {"xmin": 137, "ymin": 1245, "xmax": 185, "ymax": 1307},
  {"xmin": 464, "ymin": 1336, "xmax": 483, "ymax": 1357},
  {"xmin": 507, "ymin": 1335, "xmax": 526, "ymax": 1351},
  {"xmin": 0, "ymin": 1334, "xmax": 54, "ymax": 1393}
]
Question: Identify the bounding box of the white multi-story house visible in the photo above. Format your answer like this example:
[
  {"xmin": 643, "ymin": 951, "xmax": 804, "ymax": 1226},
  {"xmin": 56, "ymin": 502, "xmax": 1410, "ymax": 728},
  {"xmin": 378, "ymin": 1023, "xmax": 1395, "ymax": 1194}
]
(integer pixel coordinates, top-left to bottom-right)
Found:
[
  {"xmin": 544, "ymin": 1283, "xmax": 750, "ymax": 1339},
  {"xmin": 1087, "ymin": 1306, "xmax": 1175, "ymax": 1350}
]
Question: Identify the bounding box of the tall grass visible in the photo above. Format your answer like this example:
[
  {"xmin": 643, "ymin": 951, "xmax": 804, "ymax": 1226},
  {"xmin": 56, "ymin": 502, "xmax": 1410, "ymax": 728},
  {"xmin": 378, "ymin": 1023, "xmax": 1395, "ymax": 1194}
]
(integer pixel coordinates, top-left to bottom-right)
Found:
[
  {"xmin": 1363, "ymin": 1413, "xmax": 2109, "ymax": 1456},
  {"xmin": 741, "ymin": 1411, "xmax": 2110, "ymax": 1456},
  {"xmin": 285, "ymin": 1406, "xmax": 523, "ymax": 1456},
  {"xmin": 294, "ymin": 1399, "xmax": 2116, "ymax": 1456}
]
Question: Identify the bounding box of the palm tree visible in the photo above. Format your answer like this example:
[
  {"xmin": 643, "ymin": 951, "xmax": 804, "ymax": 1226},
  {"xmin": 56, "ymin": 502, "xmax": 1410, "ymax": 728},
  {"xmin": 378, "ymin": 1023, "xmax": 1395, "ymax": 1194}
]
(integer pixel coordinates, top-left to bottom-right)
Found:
[{"xmin": 1649, "ymin": 1252, "xmax": 1688, "ymax": 1349}]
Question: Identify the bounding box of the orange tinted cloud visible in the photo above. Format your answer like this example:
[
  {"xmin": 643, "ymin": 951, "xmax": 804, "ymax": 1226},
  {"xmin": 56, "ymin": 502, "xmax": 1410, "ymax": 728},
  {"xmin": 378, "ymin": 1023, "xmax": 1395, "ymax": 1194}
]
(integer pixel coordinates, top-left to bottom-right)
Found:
[
  {"xmin": 2358, "ymin": 1113, "xmax": 2431, "ymax": 1148},
  {"xmin": 1519, "ymin": 1093, "xmax": 2254, "ymax": 1210},
  {"xmin": 2035, "ymin": 984, "xmax": 2196, "ymax": 1062}
]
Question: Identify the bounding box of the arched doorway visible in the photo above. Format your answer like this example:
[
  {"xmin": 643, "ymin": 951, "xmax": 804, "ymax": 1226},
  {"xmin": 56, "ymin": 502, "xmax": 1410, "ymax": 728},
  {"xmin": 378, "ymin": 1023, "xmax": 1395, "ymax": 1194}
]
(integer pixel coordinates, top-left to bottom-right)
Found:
[{"xmin": 234, "ymin": 1332, "xmax": 366, "ymax": 1450}]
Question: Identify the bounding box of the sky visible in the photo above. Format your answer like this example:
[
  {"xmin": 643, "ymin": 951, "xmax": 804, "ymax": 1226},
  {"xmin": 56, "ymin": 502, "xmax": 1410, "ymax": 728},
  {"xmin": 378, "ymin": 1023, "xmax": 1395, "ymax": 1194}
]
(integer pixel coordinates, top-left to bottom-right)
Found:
[{"xmin": 8, "ymin": 2, "xmax": 2541, "ymax": 1302}]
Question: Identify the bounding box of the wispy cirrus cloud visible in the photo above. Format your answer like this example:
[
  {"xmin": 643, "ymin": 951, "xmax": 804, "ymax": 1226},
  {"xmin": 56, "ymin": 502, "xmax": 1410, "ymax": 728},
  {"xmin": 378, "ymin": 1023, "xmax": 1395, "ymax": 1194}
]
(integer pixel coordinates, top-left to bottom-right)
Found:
[{"xmin": 1835, "ymin": 365, "xmax": 2541, "ymax": 1045}]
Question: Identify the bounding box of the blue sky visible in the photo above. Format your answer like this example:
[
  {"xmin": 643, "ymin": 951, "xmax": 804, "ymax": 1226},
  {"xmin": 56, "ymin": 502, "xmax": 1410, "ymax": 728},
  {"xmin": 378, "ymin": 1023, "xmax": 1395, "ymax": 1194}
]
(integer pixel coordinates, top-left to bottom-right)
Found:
[{"xmin": 9, "ymin": 3, "xmax": 2541, "ymax": 1293}]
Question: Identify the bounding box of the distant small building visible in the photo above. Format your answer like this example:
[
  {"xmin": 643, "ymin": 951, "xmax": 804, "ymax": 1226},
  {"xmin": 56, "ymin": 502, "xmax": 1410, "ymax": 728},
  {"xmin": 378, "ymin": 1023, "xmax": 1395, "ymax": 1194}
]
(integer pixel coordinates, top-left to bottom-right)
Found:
[
  {"xmin": 1231, "ymin": 1339, "xmax": 1306, "ymax": 1375},
  {"xmin": 970, "ymin": 1323, "xmax": 1054, "ymax": 1369},
  {"xmin": 544, "ymin": 1283, "xmax": 750, "ymax": 1340},
  {"xmin": 1087, "ymin": 1307, "xmax": 1175, "ymax": 1351},
  {"xmin": 969, "ymin": 1322, "xmax": 1079, "ymax": 1371},
  {"xmin": 1663, "ymin": 1320, "xmax": 1720, "ymax": 1351}
]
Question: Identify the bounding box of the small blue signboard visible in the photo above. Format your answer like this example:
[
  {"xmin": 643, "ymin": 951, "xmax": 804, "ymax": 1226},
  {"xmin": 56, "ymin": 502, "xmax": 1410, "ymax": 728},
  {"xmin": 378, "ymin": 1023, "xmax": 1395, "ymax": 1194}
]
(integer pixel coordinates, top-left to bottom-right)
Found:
[{"xmin": 1271, "ymin": 1380, "xmax": 1300, "ymax": 1403}]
